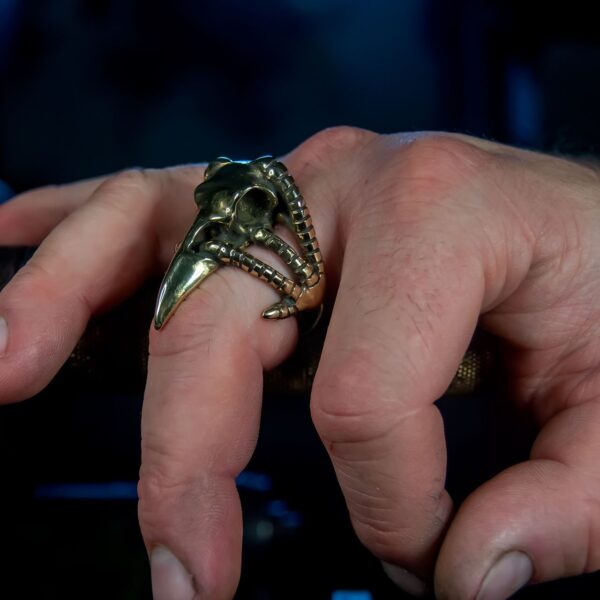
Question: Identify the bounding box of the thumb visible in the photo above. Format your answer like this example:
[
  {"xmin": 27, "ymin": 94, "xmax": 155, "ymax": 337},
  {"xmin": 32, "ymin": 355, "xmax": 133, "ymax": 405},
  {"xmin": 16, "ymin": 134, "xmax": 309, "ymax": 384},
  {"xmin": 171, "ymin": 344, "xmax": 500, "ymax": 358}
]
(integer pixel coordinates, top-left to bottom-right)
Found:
[{"xmin": 435, "ymin": 400, "xmax": 600, "ymax": 599}]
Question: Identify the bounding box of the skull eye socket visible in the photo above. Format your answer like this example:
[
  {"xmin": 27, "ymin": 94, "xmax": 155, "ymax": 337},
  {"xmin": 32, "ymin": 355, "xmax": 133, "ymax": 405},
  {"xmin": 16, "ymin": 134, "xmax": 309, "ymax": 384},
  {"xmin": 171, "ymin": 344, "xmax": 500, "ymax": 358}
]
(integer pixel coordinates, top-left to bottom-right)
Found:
[{"xmin": 236, "ymin": 189, "xmax": 275, "ymax": 223}]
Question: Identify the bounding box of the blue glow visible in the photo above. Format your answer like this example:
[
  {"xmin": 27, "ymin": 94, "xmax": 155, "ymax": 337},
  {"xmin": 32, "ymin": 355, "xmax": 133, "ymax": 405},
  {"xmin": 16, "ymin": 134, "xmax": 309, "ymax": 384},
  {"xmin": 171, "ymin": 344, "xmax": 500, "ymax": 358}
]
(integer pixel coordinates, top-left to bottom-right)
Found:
[
  {"xmin": 0, "ymin": 179, "xmax": 13, "ymax": 204},
  {"xmin": 0, "ymin": 0, "xmax": 19, "ymax": 71},
  {"xmin": 331, "ymin": 592, "xmax": 373, "ymax": 600},
  {"xmin": 280, "ymin": 511, "xmax": 302, "ymax": 529},
  {"xmin": 235, "ymin": 471, "xmax": 272, "ymax": 492},
  {"xmin": 34, "ymin": 481, "xmax": 138, "ymax": 500},
  {"xmin": 506, "ymin": 63, "xmax": 542, "ymax": 145},
  {"xmin": 266, "ymin": 499, "xmax": 288, "ymax": 518},
  {"xmin": 265, "ymin": 499, "xmax": 302, "ymax": 528},
  {"xmin": 33, "ymin": 471, "xmax": 272, "ymax": 500}
]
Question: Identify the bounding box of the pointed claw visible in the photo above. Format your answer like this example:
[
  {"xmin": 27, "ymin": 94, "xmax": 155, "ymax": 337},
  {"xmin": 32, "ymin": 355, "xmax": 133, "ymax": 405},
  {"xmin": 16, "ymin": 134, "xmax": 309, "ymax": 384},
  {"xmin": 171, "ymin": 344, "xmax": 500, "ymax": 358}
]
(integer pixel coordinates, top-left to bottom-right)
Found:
[
  {"xmin": 262, "ymin": 300, "xmax": 297, "ymax": 320},
  {"xmin": 154, "ymin": 249, "xmax": 220, "ymax": 330},
  {"xmin": 262, "ymin": 305, "xmax": 282, "ymax": 320}
]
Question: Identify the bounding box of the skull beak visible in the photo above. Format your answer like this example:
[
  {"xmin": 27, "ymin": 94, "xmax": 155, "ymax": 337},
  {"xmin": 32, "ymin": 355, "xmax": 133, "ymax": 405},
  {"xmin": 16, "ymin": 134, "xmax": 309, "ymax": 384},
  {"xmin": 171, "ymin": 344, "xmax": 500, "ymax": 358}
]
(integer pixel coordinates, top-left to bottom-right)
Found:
[{"xmin": 153, "ymin": 214, "xmax": 221, "ymax": 330}]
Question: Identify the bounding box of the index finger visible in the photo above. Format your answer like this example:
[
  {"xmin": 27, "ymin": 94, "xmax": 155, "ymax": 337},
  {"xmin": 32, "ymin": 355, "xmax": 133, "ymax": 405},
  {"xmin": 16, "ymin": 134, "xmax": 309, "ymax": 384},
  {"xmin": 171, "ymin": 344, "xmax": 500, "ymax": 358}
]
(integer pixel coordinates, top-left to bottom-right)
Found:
[{"xmin": 0, "ymin": 175, "xmax": 108, "ymax": 245}]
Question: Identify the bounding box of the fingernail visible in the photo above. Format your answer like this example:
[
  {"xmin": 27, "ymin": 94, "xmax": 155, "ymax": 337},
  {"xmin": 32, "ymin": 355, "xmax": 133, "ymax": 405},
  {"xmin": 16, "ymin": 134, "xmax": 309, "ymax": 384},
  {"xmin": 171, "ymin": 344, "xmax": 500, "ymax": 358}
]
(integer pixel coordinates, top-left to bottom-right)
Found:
[
  {"xmin": 381, "ymin": 561, "xmax": 428, "ymax": 597},
  {"xmin": 0, "ymin": 315, "xmax": 7, "ymax": 356},
  {"xmin": 151, "ymin": 545, "xmax": 196, "ymax": 600},
  {"xmin": 476, "ymin": 551, "xmax": 533, "ymax": 600}
]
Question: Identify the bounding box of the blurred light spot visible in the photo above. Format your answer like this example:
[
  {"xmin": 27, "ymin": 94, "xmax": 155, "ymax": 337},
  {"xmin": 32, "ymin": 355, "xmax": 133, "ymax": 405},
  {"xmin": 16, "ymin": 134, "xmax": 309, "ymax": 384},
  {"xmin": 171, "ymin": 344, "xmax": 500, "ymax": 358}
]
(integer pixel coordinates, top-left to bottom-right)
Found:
[
  {"xmin": 0, "ymin": 179, "xmax": 14, "ymax": 204},
  {"xmin": 266, "ymin": 499, "xmax": 288, "ymax": 518},
  {"xmin": 506, "ymin": 63, "xmax": 543, "ymax": 146},
  {"xmin": 331, "ymin": 592, "xmax": 373, "ymax": 600},
  {"xmin": 255, "ymin": 519, "xmax": 274, "ymax": 542},
  {"xmin": 266, "ymin": 499, "xmax": 303, "ymax": 529},
  {"xmin": 34, "ymin": 481, "xmax": 138, "ymax": 500},
  {"xmin": 280, "ymin": 511, "xmax": 302, "ymax": 529},
  {"xmin": 236, "ymin": 471, "xmax": 272, "ymax": 492},
  {"xmin": 0, "ymin": 0, "xmax": 18, "ymax": 71}
]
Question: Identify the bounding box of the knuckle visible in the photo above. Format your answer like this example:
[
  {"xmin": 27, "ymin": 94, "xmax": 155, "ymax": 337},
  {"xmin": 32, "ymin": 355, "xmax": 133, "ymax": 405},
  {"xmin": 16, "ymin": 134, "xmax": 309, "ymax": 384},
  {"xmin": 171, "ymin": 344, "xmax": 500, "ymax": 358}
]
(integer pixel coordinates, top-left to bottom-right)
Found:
[
  {"xmin": 94, "ymin": 168, "xmax": 160, "ymax": 217},
  {"xmin": 311, "ymin": 351, "xmax": 399, "ymax": 445},
  {"xmin": 345, "ymin": 133, "xmax": 493, "ymax": 235},
  {"xmin": 343, "ymin": 135, "xmax": 495, "ymax": 261},
  {"xmin": 107, "ymin": 167, "xmax": 152, "ymax": 189},
  {"xmin": 138, "ymin": 440, "xmax": 187, "ymax": 500},
  {"xmin": 11, "ymin": 256, "xmax": 54, "ymax": 287},
  {"xmin": 137, "ymin": 435, "xmax": 198, "ymax": 534},
  {"xmin": 164, "ymin": 163, "xmax": 206, "ymax": 185},
  {"xmin": 8, "ymin": 254, "xmax": 72, "ymax": 308},
  {"xmin": 137, "ymin": 473, "xmax": 184, "ymax": 536},
  {"xmin": 137, "ymin": 446, "xmax": 230, "ymax": 541},
  {"xmin": 11, "ymin": 184, "xmax": 61, "ymax": 205},
  {"xmin": 392, "ymin": 134, "xmax": 490, "ymax": 197},
  {"xmin": 296, "ymin": 125, "xmax": 376, "ymax": 164}
]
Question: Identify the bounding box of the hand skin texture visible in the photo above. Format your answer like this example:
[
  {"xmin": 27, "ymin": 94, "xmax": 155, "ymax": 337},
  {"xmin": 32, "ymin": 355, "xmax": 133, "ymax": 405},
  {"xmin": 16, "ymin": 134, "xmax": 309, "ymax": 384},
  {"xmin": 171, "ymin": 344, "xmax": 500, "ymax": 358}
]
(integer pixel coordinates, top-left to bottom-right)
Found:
[{"xmin": 1, "ymin": 127, "xmax": 600, "ymax": 600}]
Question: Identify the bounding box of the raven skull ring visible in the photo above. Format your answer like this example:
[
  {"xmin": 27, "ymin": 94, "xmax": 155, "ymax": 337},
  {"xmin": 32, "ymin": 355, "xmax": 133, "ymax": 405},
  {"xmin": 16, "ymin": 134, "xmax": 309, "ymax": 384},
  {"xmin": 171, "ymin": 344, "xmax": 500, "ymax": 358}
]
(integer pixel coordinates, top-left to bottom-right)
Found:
[{"xmin": 154, "ymin": 156, "xmax": 326, "ymax": 329}]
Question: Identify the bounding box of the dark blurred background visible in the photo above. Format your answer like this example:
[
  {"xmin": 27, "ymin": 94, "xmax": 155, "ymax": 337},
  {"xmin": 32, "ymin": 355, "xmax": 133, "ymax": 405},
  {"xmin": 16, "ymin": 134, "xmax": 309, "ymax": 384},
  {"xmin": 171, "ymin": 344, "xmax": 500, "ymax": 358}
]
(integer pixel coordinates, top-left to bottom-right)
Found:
[{"xmin": 1, "ymin": 1, "xmax": 600, "ymax": 598}]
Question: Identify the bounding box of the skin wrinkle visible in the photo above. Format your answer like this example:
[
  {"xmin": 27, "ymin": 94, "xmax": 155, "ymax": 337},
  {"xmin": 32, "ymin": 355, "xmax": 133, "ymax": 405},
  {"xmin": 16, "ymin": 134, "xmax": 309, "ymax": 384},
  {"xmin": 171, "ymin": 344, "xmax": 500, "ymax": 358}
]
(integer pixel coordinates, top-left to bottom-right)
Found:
[
  {"xmin": 542, "ymin": 339, "xmax": 600, "ymax": 396},
  {"xmin": 476, "ymin": 207, "xmax": 513, "ymax": 312},
  {"xmin": 330, "ymin": 408, "xmax": 448, "ymax": 530},
  {"xmin": 353, "ymin": 518, "xmax": 414, "ymax": 550},
  {"xmin": 346, "ymin": 481, "xmax": 443, "ymax": 536},
  {"xmin": 532, "ymin": 403, "xmax": 600, "ymax": 473},
  {"xmin": 337, "ymin": 477, "xmax": 407, "ymax": 509},
  {"xmin": 483, "ymin": 211, "xmax": 536, "ymax": 311},
  {"xmin": 504, "ymin": 299, "xmax": 600, "ymax": 419},
  {"xmin": 321, "ymin": 403, "xmax": 411, "ymax": 446},
  {"xmin": 139, "ymin": 439, "xmax": 206, "ymax": 494},
  {"xmin": 140, "ymin": 423, "xmax": 254, "ymax": 500},
  {"xmin": 338, "ymin": 478, "xmax": 400, "ymax": 509},
  {"xmin": 525, "ymin": 234, "xmax": 586, "ymax": 314},
  {"xmin": 563, "ymin": 368, "xmax": 600, "ymax": 411},
  {"xmin": 483, "ymin": 197, "xmax": 600, "ymax": 415},
  {"xmin": 350, "ymin": 514, "xmax": 429, "ymax": 549},
  {"xmin": 352, "ymin": 509, "xmax": 448, "ymax": 568},
  {"xmin": 143, "ymin": 405, "xmax": 259, "ymax": 485},
  {"xmin": 315, "ymin": 357, "xmax": 423, "ymax": 427},
  {"xmin": 330, "ymin": 419, "xmax": 424, "ymax": 463},
  {"xmin": 336, "ymin": 466, "xmax": 443, "ymax": 510},
  {"xmin": 409, "ymin": 312, "xmax": 433, "ymax": 356},
  {"xmin": 346, "ymin": 502, "xmax": 403, "ymax": 530}
]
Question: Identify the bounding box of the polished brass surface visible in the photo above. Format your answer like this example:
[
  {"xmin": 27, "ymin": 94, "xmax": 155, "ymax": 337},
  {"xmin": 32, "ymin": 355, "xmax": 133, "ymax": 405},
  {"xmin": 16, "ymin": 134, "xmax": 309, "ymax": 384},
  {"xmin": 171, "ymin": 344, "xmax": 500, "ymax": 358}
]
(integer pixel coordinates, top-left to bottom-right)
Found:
[{"xmin": 154, "ymin": 157, "xmax": 326, "ymax": 329}]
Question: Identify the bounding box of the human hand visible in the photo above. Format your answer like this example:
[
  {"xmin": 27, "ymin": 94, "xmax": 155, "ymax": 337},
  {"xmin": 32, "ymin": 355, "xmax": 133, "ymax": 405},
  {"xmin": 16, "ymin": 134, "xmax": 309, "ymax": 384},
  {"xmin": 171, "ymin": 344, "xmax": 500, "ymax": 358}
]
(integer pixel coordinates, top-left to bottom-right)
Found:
[{"xmin": 1, "ymin": 128, "xmax": 600, "ymax": 599}]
